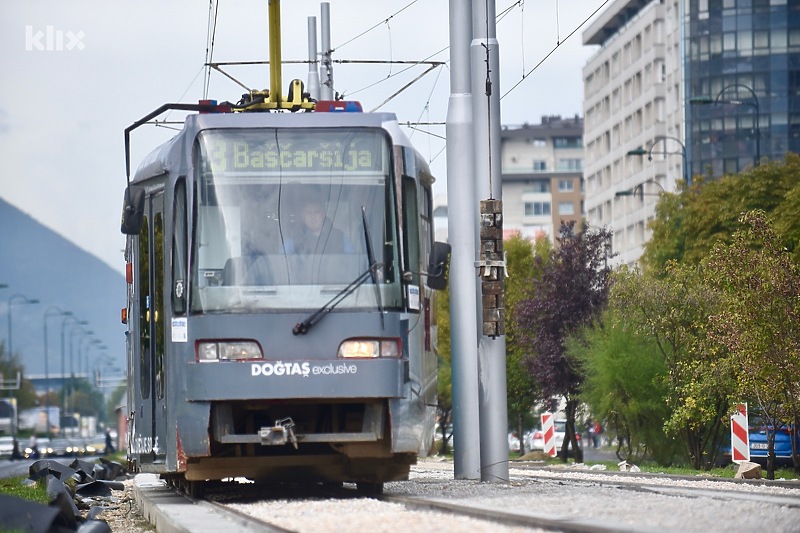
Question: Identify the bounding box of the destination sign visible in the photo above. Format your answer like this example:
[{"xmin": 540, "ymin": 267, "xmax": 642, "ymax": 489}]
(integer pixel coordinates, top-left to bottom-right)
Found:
[{"xmin": 199, "ymin": 128, "xmax": 388, "ymax": 175}]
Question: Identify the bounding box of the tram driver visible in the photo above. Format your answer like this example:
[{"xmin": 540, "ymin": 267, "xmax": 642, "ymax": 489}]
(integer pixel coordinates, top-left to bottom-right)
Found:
[{"xmin": 283, "ymin": 191, "xmax": 355, "ymax": 255}]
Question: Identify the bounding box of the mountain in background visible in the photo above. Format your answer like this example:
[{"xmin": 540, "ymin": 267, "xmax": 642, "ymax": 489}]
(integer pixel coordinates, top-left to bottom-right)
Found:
[{"xmin": 0, "ymin": 196, "xmax": 126, "ymax": 380}]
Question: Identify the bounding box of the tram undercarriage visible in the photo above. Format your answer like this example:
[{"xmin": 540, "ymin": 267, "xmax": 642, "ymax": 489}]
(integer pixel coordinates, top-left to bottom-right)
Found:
[{"xmin": 179, "ymin": 398, "xmax": 414, "ymax": 485}]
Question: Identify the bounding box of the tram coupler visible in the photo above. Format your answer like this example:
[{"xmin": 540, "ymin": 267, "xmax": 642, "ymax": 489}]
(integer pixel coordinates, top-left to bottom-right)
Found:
[{"xmin": 259, "ymin": 417, "xmax": 298, "ymax": 449}]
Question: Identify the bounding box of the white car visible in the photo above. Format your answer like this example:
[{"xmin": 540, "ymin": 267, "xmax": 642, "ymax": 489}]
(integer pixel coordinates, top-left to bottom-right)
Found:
[
  {"xmin": 0, "ymin": 436, "xmax": 13, "ymax": 456},
  {"xmin": 524, "ymin": 420, "xmax": 582, "ymax": 455}
]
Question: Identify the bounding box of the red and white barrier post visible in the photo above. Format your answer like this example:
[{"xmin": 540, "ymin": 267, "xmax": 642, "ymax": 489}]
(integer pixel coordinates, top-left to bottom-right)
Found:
[
  {"xmin": 541, "ymin": 411, "xmax": 557, "ymax": 457},
  {"xmin": 731, "ymin": 403, "xmax": 750, "ymax": 463}
]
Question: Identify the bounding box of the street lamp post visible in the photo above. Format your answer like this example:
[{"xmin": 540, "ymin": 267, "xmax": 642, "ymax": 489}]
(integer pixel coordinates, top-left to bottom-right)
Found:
[
  {"xmin": 43, "ymin": 308, "xmax": 72, "ymax": 439},
  {"xmin": 690, "ymin": 83, "xmax": 761, "ymax": 167},
  {"xmin": 626, "ymin": 135, "xmax": 690, "ymax": 185},
  {"xmin": 70, "ymin": 331, "xmax": 94, "ymax": 418},
  {"xmin": 67, "ymin": 325, "xmax": 92, "ymax": 417},
  {"xmin": 83, "ymin": 340, "xmax": 105, "ymax": 377},
  {"xmin": 6, "ymin": 294, "xmax": 40, "ymax": 360},
  {"xmin": 60, "ymin": 317, "xmax": 88, "ymax": 415}
]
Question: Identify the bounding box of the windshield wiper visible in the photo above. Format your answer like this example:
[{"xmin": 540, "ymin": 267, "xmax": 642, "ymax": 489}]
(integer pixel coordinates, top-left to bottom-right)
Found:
[
  {"xmin": 292, "ymin": 262, "xmax": 382, "ymax": 335},
  {"xmin": 291, "ymin": 206, "xmax": 384, "ymax": 336},
  {"xmin": 361, "ymin": 206, "xmax": 384, "ymax": 329}
]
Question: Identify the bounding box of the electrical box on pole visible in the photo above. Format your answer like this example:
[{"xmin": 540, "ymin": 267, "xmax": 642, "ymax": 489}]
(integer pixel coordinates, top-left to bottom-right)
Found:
[{"xmin": 479, "ymin": 199, "xmax": 505, "ymax": 337}]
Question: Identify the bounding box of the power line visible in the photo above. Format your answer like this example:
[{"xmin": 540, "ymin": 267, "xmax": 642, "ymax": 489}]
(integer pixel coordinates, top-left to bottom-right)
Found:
[
  {"xmin": 332, "ymin": 0, "xmax": 421, "ymax": 52},
  {"xmin": 502, "ymin": 0, "xmax": 610, "ymax": 100}
]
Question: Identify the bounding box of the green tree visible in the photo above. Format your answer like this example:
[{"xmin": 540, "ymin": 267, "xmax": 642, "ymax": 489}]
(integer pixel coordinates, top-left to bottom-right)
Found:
[
  {"xmin": 504, "ymin": 233, "xmax": 550, "ymax": 455},
  {"xmin": 0, "ymin": 345, "xmax": 39, "ymax": 415},
  {"xmin": 434, "ymin": 284, "xmax": 453, "ymax": 454},
  {"xmin": 517, "ymin": 222, "xmax": 612, "ymax": 463},
  {"xmin": 570, "ymin": 305, "xmax": 677, "ymax": 464},
  {"xmin": 611, "ymin": 265, "xmax": 733, "ymax": 469},
  {"xmin": 643, "ymin": 153, "xmax": 800, "ymax": 274},
  {"xmin": 68, "ymin": 378, "xmax": 107, "ymax": 425},
  {"xmin": 704, "ymin": 210, "xmax": 800, "ymax": 478}
]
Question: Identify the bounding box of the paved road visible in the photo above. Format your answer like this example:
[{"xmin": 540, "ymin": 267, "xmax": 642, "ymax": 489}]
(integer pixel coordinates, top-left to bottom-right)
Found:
[{"xmin": 582, "ymin": 445, "xmax": 619, "ymax": 463}]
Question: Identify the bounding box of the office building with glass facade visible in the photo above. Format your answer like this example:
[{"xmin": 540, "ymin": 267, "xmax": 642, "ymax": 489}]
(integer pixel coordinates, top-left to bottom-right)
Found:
[{"xmin": 685, "ymin": 0, "xmax": 800, "ymax": 178}]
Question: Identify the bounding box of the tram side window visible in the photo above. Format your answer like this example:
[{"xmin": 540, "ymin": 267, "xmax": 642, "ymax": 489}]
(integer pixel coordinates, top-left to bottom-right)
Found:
[
  {"xmin": 172, "ymin": 179, "xmax": 187, "ymax": 315},
  {"xmin": 402, "ymin": 176, "xmax": 421, "ymax": 309},
  {"xmin": 154, "ymin": 211, "xmax": 165, "ymax": 400},
  {"xmin": 420, "ymin": 184, "xmax": 433, "ymax": 271},
  {"xmin": 139, "ymin": 216, "xmax": 151, "ymax": 401}
]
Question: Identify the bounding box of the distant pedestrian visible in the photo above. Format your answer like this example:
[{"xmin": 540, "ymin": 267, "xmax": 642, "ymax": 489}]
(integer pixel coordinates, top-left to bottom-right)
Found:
[
  {"xmin": 592, "ymin": 421, "xmax": 603, "ymax": 448},
  {"xmin": 104, "ymin": 429, "xmax": 115, "ymax": 455},
  {"xmin": 28, "ymin": 434, "xmax": 39, "ymax": 458}
]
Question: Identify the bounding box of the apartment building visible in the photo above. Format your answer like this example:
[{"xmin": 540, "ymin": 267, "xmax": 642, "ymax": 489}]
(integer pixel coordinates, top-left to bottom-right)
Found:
[
  {"xmin": 582, "ymin": 0, "xmax": 684, "ymax": 267},
  {"xmin": 499, "ymin": 116, "xmax": 584, "ymax": 242}
]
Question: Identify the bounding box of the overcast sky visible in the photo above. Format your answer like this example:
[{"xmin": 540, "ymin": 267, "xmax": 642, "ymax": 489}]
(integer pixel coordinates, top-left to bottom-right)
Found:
[{"xmin": 0, "ymin": 0, "xmax": 605, "ymax": 274}]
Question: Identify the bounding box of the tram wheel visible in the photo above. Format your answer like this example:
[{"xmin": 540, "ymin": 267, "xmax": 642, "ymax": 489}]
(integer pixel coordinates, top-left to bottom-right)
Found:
[{"xmin": 179, "ymin": 477, "xmax": 206, "ymax": 499}]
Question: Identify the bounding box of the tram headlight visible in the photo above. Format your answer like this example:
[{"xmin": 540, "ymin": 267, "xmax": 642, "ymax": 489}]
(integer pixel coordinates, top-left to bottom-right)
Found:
[
  {"xmin": 337, "ymin": 338, "xmax": 400, "ymax": 359},
  {"xmin": 197, "ymin": 341, "xmax": 263, "ymax": 361}
]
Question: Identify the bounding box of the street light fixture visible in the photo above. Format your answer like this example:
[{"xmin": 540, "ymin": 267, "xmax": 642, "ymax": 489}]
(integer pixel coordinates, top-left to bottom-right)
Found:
[
  {"xmin": 626, "ymin": 136, "xmax": 690, "ymax": 185},
  {"xmin": 689, "ymin": 83, "xmax": 761, "ymax": 167},
  {"xmin": 615, "ymin": 180, "xmax": 667, "ymax": 200},
  {"xmin": 626, "ymin": 147, "xmax": 650, "ymax": 159}
]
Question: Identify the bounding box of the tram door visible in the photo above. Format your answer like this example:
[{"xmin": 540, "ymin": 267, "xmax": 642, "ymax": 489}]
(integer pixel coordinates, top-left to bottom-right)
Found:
[{"xmin": 136, "ymin": 191, "xmax": 168, "ymax": 463}]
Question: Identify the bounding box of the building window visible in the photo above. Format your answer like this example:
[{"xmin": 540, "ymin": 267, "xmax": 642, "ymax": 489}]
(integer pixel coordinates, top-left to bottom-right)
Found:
[
  {"xmin": 558, "ymin": 159, "xmax": 583, "ymax": 171},
  {"xmin": 526, "ymin": 180, "xmax": 550, "ymax": 193},
  {"xmin": 558, "ymin": 202, "xmax": 575, "ymax": 216},
  {"xmin": 558, "ymin": 179, "xmax": 574, "ymax": 192},
  {"xmin": 553, "ymin": 137, "xmax": 582, "ymax": 149},
  {"xmin": 533, "ymin": 160, "xmax": 547, "ymax": 171},
  {"xmin": 524, "ymin": 201, "xmax": 551, "ymax": 216}
]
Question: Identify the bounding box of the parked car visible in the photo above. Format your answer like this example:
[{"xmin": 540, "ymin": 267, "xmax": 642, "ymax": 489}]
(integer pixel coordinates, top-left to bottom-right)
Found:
[
  {"xmin": 508, "ymin": 432, "xmax": 521, "ymax": 452},
  {"xmin": 717, "ymin": 411, "xmax": 799, "ymax": 466},
  {"xmin": 524, "ymin": 420, "xmax": 582, "ymax": 456},
  {"xmin": 0, "ymin": 436, "xmax": 13, "ymax": 457},
  {"xmin": 748, "ymin": 414, "xmax": 799, "ymax": 466}
]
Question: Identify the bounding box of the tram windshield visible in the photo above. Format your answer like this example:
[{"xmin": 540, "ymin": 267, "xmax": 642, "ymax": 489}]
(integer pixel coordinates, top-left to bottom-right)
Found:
[{"xmin": 190, "ymin": 127, "xmax": 400, "ymax": 313}]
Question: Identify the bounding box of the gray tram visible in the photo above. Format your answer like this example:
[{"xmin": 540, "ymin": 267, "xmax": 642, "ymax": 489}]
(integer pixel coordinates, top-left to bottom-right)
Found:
[{"xmin": 120, "ymin": 100, "xmax": 449, "ymax": 495}]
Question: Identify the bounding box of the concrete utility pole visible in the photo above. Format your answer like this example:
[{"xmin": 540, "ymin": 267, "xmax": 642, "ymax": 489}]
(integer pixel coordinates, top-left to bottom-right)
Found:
[
  {"xmin": 306, "ymin": 16, "xmax": 321, "ymax": 100},
  {"xmin": 446, "ymin": 0, "xmax": 481, "ymax": 480},
  {"xmin": 471, "ymin": 0, "xmax": 509, "ymax": 482},
  {"xmin": 319, "ymin": 3, "xmax": 334, "ymax": 100}
]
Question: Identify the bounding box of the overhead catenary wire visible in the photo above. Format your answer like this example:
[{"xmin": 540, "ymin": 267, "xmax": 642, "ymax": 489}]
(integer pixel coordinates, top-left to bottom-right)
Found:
[
  {"xmin": 204, "ymin": 0, "xmax": 220, "ymax": 99},
  {"xmin": 332, "ymin": 0, "xmax": 421, "ymax": 53},
  {"xmin": 501, "ymin": 0, "xmax": 611, "ymax": 100},
  {"xmin": 191, "ymin": 1, "xmax": 600, "ymax": 174}
]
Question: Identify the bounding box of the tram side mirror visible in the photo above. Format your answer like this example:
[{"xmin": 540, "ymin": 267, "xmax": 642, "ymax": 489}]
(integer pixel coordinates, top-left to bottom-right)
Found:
[
  {"xmin": 426, "ymin": 241, "xmax": 451, "ymax": 291},
  {"xmin": 120, "ymin": 185, "xmax": 145, "ymax": 235}
]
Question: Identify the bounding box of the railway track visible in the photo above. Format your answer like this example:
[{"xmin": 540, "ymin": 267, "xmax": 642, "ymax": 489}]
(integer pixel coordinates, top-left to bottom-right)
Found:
[{"xmin": 132, "ymin": 460, "xmax": 800, "ymax": 532}]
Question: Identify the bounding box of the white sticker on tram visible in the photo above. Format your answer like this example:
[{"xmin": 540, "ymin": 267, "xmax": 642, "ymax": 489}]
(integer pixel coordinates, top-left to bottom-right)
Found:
[
  {"xmin": 408, "ymin": 285, "xmax": 420, "ymax": 310},
  {"xmin": 171, "ymin": 317, "xmax": 188, "ymax": 343}
]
